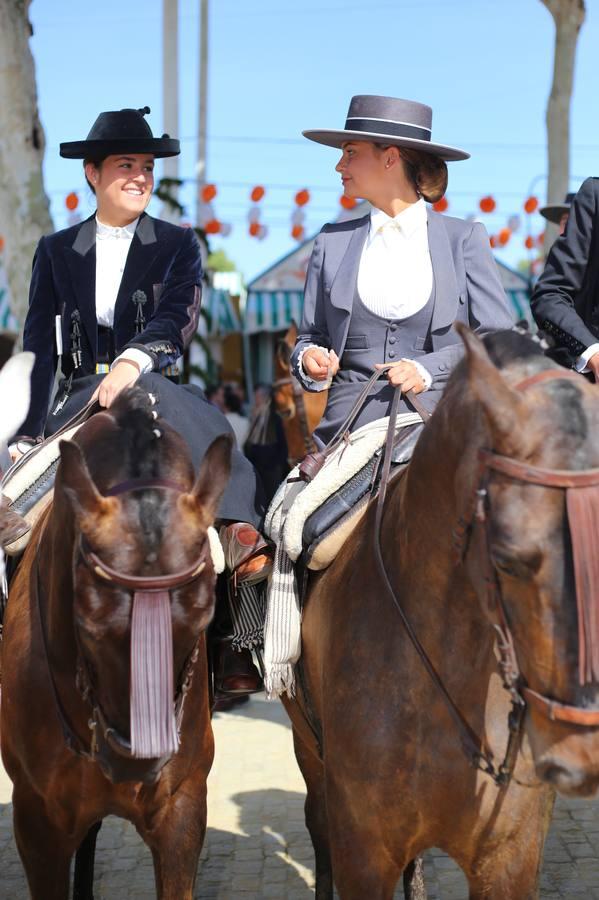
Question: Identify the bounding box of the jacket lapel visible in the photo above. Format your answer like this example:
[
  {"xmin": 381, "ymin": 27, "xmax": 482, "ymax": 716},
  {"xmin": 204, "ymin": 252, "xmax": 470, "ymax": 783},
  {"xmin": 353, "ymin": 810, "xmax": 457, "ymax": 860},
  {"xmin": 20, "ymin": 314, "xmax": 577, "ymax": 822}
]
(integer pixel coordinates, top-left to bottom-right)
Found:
[
  {"xmin": 65, "ymin": 215, "xmax": 98, "ymax": 352},
  {"xmin": 329, "ymin": 215, "xmax": 370, "ymax": 314},
  {"xmin": 427, "ymin": 209, "xmax": 459, "ymax": 332},
  {"xmin": 113, "ymin": 213, "xmax": 158, "ymax": 328}
]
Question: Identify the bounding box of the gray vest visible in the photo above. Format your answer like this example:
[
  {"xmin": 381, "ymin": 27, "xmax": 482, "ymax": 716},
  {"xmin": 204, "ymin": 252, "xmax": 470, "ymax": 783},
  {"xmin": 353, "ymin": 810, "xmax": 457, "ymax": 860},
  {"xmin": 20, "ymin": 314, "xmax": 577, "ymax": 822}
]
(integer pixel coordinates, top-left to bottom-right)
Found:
[{"xmin": 313, "ymin": 286, "xmax": 439, "ymax": 446}]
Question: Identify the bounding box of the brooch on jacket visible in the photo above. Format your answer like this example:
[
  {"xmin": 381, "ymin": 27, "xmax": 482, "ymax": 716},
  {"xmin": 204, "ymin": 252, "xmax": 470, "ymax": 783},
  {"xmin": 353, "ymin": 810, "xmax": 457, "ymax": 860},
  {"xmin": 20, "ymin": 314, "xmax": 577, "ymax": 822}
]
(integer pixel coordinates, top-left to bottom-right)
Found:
[{"xmin": 132, "ymin": 290, "xmax": 147, "ymax": 334}]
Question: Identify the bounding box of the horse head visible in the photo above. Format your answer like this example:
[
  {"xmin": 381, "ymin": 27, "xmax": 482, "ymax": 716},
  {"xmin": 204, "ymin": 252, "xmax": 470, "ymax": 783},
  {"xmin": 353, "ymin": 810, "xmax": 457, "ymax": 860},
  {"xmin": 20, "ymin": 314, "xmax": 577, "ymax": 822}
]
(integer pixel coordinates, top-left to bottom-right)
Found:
[
  {"xmin": 272, "ymin": 322, "xmax": 297, "ymax": 421},
  {"xmin": 457, "ymin": 326, "xmax": 599, "ymax": 797},
  {"xmin": 53, "ymin": 388, "xmax": 231, "ymax": 783}
]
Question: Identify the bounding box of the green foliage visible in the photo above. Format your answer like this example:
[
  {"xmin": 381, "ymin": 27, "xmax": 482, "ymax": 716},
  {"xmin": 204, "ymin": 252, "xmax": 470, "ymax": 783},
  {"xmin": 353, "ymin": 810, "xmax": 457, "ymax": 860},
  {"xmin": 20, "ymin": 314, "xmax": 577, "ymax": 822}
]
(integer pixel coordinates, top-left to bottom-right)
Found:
[{"xmin": 207, "ymin": 248, "xmax": 237, "ymax": 272}]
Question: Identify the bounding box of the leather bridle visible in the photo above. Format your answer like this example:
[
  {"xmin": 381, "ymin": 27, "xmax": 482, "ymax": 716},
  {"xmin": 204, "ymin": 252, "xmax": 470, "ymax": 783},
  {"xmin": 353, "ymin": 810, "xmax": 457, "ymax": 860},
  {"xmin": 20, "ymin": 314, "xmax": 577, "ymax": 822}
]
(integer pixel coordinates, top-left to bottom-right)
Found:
[
  {"xmin": 35, "ymin": 477, "xmax": 211, "ymax": 766},
  {"xmin": 374, "ymin": 366, "xmax": 599, "ymax": 787},
  {"xmin": 273, "ymin": 341, "xmax": 318, "ymax": 462}
]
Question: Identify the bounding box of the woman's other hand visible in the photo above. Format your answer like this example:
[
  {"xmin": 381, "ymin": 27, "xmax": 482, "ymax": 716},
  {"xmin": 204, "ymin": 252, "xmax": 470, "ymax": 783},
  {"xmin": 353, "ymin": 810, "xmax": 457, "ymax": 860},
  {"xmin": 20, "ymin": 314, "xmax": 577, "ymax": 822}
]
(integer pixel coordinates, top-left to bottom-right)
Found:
[
  {"xmin": 375, "ymin": 360, "xmax": 426, "ymax": 394},
  {"xmin": 302, "ymin": 348, "xmax": 340, "ymax": 381},
  {"xmin": 92, "ymin": 359, "xmax": 140, "ymax": 408}
]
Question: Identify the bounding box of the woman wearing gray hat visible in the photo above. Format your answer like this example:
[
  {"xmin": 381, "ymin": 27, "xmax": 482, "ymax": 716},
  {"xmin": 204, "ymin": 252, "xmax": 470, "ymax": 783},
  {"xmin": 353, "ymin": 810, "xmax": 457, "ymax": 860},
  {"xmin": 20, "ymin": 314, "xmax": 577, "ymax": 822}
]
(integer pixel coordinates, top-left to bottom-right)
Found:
[
  {"xmin": 292, "ymin": 95, "xmax": 515, "ymax": 443},
  {"xmin": 11, "ymin": 106, "xmax": 268, "ymax": 697}
]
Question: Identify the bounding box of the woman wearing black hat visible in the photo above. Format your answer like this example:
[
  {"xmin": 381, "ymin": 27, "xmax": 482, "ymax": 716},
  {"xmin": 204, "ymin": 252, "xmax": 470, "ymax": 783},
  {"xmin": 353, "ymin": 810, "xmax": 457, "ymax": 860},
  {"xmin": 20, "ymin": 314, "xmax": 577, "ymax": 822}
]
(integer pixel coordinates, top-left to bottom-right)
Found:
[
  {"xmin": 11, "ymin": 106, "xmax": 266, "ymax": 695},
  {"xmin": 292, "ymin": 95, "xmax": 515, "ymax": 443}
]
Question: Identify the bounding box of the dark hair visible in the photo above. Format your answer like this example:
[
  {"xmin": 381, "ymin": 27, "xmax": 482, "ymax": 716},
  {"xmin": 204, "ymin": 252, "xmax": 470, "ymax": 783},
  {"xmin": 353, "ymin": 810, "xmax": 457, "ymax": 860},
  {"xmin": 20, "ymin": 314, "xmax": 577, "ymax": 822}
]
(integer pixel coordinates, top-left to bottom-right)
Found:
[
  {"xmin": 205, "ymin": 383, "xmax": 223, "ymax": 401},
  {"xmin": 224, "ymin": 386, "xmax": 242, "ymax": 415},
  {"xmin": 83, "ymin": 157, "xmax": 106, "ymax": 196},
  {"xmin": 375, "ymin": 144, "xmax": 448, "ymax": 204}
]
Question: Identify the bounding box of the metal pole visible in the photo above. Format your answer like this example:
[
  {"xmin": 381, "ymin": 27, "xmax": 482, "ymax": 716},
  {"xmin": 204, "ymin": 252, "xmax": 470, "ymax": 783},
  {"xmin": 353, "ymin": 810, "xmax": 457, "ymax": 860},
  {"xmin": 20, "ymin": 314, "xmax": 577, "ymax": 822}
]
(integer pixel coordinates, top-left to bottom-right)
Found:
[
  {"xmin": 162, "ymin": 0, "xmax": 179, "ymax": 222},
  {"xmin": 196, "ymin": 0, "xmax": 209, "ymax": 226}
]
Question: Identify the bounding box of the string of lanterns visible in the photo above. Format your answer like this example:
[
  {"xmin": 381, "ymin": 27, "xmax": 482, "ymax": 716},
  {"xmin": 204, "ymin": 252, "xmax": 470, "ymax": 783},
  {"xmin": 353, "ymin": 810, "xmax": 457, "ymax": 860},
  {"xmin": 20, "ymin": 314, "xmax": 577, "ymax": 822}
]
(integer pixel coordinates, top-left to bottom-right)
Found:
[{"xmin": 58, "ymin": 186, "xmax": 550, "ymax": 251}]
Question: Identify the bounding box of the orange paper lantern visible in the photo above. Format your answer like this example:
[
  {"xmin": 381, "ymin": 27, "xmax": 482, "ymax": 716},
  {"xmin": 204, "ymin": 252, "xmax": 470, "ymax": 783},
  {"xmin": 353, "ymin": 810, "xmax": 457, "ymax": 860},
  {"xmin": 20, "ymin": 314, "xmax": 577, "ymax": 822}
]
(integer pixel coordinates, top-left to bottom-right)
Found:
[
  {"xmin": 291, "ymin": 224, "xmax": 305, "ymax": 240},
  {"xmin": 498, "ymin": 227, "xmax": 511, "ymax": 246},
  {"xmin": 295, "ymin": 189, "xmax": 310, "ymax": 207},
  {"xmin": 65, "ymin": 191, "xmax": 79, "ymax": 211},
  {"xmin": 249, "ymin": 221, "xmax": 261, "ymax": 237},
  {"xmin": 524, "ymin": 235, "xmax": 535, "ymax": 250},
  {"xmin": 479, "ymin": 196, "xmax": 496, "ymax": 214},
  {"xmin": 340, "ymin": 195, "xmax": 357, "ymax": 210},
  {"xmin": 250, "ymin": 185, "xmax": 265, "ymax": 202},
  {"xmin": 489, "ymin": 235, "xmax": 497, "ymax": 248},
  {"xmin": 201, "ymin": 183, "xmax": 217, "ymax": 203},
  {"xmin": 433, "ymin": 197, "xmax": 448, "ymax": 213},
  {"xmin": 0, "ymin": 235, "xmax": 4, "ymax": 253},
  {"xmin": 524, "ymin": 196, "xmax": 539, "ymax": 214},
  {"xmin": 205, "ymin": 219, "xmax": 221, "ymax": 234},
  {"xmin": 537, "ymin": 231, "xmax": 545, "ymax": 246}
]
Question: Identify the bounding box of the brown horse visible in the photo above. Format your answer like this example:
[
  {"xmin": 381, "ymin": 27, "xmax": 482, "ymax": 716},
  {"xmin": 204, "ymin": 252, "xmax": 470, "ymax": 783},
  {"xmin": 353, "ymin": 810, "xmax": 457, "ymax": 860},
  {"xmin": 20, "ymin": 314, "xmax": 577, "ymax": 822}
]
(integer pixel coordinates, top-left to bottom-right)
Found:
[
  {"xmin": 1, "ymin": 388, "xmax": 232, "ymax": 900},
  {"xmin": 273, "ymin": 322, "xmax": 328, "ymax": 466},
  {"xmin": 284, "ymin": 327, "xmax": 599, "ymax": 899}
]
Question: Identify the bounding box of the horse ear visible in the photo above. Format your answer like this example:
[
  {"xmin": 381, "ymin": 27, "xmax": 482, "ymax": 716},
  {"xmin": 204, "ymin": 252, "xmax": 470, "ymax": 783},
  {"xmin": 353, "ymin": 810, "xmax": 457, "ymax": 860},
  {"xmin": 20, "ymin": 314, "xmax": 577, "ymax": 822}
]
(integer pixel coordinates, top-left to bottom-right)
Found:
[
  {"xmin": 457, "ymin": 324, "xmax": 524, "ymax": 448},
  {"xmin": 58, "ymin": 440, "xmax": 118, "ymax": 532},
  {"xmin": 181, "ymin": 434, "xmax": 233, "ymax": 526}
]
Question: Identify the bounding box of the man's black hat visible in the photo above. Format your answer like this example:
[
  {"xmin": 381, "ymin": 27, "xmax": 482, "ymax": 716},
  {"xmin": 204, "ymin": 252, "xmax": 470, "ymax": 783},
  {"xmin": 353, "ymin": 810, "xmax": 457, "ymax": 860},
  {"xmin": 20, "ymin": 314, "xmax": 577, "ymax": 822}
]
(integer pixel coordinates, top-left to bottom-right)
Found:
[
  {"xmin": 539, "ymin": 192, "xmax": 576, "ymax": 225},
  {"xmin": 60, "ymin": 106, "xmax": 180, "ymax": 159}
]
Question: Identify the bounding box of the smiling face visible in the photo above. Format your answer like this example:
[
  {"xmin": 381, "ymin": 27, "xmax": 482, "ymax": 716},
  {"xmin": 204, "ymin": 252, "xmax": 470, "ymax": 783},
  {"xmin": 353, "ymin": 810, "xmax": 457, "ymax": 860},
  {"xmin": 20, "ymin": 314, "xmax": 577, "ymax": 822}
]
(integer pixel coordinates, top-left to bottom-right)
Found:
[{"xmin": 85, "ymin": 153, "xmax": 155, "ymax": 226}]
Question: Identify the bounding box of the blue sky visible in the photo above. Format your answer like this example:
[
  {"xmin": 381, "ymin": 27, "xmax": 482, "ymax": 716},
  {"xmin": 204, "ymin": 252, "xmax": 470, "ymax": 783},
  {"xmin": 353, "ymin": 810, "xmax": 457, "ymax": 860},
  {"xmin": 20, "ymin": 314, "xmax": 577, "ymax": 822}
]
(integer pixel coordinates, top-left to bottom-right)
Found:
[{"xmin": 30, "ymin": 0, "xmax": 599, "ymax": 282}]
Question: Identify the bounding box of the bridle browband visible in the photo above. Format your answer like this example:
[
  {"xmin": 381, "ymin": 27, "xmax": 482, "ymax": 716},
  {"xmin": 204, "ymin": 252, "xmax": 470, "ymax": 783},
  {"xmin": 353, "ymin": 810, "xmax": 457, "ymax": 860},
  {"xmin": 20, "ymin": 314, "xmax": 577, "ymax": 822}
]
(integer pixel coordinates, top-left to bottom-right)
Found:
[
  {"xmin": 375, "ymin": 365, "xmax": 599, "ymax": 787},
  {"xmin": 35, "ymin": 477, "xmax": 210, "ymax": 766}
]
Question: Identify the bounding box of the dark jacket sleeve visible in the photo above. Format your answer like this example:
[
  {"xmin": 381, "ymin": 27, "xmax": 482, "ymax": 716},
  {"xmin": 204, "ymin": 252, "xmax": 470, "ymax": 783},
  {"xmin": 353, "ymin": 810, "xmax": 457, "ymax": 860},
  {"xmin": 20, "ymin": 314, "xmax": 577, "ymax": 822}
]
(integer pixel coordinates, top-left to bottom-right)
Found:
[
  {"xmin": 531, "ymin": 177, "xmax": 598, "ymax": 356},
  {"xmin": 123, "ymin": 227, "xmax": 203, "ymax": 371},
  {"xmin": 415, "ymin": 222, "xmax": 515, "ymax": 387},
  {"xmin": 18, "ymin": 237, "xmax": 59, "ymax": 439},
  {"xmin": 290, "ymin": 230, "xmax": 332, "ymax": 391}
]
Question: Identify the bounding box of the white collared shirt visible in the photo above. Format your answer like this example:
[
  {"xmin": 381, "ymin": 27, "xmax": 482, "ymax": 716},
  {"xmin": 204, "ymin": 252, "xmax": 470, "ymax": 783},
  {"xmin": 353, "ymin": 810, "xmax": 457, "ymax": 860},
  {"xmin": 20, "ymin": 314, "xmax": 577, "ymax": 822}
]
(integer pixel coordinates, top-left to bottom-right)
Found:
[
  {"xmin": 357, "ymin": 199, "xmax": 433, "ymax": 318},
  {"xmin": 299, "ymin": 199, "xmax": 433, "ymax": 390},
  {"xmin": 95, "ymin": 216, "xmax": 152, "ymax": 374}
]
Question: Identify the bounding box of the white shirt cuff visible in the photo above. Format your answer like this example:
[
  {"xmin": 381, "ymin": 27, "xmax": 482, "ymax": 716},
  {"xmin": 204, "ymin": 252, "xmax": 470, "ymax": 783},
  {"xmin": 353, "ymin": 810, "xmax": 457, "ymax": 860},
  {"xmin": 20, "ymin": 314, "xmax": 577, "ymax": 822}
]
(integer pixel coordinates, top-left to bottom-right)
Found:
[
  {"xmin": 575, "ymin": 343, "xmax": 599, "ymax": 373},
  {"xmin": 112, "ymin": 348, "xmax": 154, "ymax": 375},
  {"xmin": 297, "ymin": 344, "xmax": 331, "ymax": 392},
  {"xmin": 401, "ymin": 358, "xmax": 432, "ymax": 391}
]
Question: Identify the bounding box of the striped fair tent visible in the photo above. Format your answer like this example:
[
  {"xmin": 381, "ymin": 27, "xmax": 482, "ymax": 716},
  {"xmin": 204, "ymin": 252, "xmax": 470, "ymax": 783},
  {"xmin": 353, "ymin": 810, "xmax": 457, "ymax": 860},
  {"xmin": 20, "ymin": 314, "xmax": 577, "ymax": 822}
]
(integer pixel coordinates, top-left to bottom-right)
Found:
[{"xmin": 244, "ymin": 290, "xmax": 304, "ymax": 335}]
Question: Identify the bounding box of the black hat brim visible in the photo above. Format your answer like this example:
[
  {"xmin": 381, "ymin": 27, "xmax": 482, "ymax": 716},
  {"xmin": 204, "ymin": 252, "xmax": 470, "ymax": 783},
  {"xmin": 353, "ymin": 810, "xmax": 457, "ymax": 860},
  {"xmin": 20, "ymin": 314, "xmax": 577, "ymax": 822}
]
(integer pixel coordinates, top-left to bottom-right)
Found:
[
  {"xmin": 60, "ymin": 138, "xmax": 180, "ymax": 159},
  {"xmin": 539, "ymin": 204, "xmax": 570, "ymax": 225}
]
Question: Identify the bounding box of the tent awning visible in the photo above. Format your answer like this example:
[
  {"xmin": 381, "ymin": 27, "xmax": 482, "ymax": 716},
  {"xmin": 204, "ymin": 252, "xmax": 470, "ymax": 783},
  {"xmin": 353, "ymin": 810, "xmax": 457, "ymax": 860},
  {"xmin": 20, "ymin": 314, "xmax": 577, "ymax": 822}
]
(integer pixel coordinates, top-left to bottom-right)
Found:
[
  {"xmin": 244, "ymin": 290, "xmax": 304, "ymax": 334},
  {"xmin": 204, "ymin": 287, "xmax": 241, "ymax": 336}
]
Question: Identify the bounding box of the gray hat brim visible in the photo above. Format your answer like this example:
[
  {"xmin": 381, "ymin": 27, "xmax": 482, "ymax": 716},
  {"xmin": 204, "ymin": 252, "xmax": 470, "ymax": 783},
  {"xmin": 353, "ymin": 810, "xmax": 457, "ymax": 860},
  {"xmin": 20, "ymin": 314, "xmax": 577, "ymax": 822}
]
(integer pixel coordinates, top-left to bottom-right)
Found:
[
  {"xmin": 539, "ymin": 204, "xmax": 570, "ymax": 225},
  {"xmin": 302, "ymin": 128, "xmax": 469, "ymax": 161}
]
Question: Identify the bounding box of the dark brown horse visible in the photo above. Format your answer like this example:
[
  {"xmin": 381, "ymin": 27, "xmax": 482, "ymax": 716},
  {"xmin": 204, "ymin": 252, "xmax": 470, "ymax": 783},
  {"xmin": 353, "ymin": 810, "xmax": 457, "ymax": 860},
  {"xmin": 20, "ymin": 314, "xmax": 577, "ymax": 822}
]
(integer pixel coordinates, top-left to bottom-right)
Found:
[
  {"xmin": 1, "ymin": 388, "xmax": 232, "ymax": 899},
  {"xmin": 284, "ymin": 327, "xmax": 599, "ymax": 899},
  {"xmin": 273, "ymin": 322, "xmax": 328, "ymax": 467}
]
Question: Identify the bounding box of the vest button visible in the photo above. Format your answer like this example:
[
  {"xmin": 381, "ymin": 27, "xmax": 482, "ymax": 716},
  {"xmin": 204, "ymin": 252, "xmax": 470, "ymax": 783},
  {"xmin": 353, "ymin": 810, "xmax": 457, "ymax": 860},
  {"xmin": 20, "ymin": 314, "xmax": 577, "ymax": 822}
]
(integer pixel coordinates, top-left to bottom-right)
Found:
[
  {"xmin": 389, "ymin": 323, "xmax": 397, "ymax": 332},
  {"xmin": 389, "ymin": 336, "xmax": 396, "ymax": 344},
  {"xmin": 388, "ymin": 351, "xmax": 395, "ymax": 359}
]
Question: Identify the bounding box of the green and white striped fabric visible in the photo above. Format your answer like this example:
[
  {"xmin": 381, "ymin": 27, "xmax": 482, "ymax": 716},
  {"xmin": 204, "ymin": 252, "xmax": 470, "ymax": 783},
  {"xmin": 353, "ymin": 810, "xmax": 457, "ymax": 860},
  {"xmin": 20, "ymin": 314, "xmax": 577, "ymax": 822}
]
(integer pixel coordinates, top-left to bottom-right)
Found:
[{"xmin": 244, "ymin": 291, "xmax": 304, "ymax": 335}]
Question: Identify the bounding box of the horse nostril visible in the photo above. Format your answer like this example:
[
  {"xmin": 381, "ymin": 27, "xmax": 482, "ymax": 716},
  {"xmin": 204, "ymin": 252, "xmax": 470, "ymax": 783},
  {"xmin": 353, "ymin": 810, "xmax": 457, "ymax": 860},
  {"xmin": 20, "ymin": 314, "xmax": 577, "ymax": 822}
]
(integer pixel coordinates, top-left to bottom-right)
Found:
[
  {"xmin": 537, "ymin": 760, "xmax": 590, "ymax": 795},
  {"xmin": 540, "ymin": 764, "xmax": 571, "ymax": 786}
]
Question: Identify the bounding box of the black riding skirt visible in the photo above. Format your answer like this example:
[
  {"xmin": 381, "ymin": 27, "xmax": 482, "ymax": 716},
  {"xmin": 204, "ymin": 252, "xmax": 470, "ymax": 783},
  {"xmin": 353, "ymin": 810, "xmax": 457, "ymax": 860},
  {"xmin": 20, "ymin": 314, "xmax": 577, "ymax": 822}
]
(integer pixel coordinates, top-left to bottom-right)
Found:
[{"xmin": 45, "ymin": 373, "xmax": 265, "ymax": 528}]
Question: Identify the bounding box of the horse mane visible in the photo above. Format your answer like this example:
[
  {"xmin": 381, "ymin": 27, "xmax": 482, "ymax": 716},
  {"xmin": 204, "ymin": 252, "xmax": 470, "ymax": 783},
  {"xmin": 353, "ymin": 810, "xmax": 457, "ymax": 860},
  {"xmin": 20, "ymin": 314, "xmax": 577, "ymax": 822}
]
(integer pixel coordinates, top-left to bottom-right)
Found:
[{"xmin": 482, "ymin": 328, "xmax": 546, "ymax": 371}]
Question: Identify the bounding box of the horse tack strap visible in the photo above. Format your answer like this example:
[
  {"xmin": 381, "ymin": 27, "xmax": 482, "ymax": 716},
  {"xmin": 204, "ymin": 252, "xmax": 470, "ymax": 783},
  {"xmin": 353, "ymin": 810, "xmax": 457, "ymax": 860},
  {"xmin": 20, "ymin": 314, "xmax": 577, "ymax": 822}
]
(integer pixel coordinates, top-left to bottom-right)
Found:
[
  {"xmin": 479, "ymin": 450, "xmax": 599, "ymax": 489},
  {"xmin": 522, "ymin": 687, "xmax": 599, "ymax": 725},
  {"xmin": 80, "ymin": 541, "xmax": 207, "ymax": 591}
]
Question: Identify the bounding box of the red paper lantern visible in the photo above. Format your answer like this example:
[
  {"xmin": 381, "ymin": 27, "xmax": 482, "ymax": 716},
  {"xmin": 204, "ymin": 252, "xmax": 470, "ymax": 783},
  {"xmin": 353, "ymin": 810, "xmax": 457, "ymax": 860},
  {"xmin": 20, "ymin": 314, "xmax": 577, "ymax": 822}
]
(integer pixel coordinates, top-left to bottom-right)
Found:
[
  {"xmin": 433, "ymin": 197, "xmax": 448, "ymax": 213},
  {"xmin": 65, "ymin": 191, "xmax": 79, "ymax": 211},
  {"xmin": 479, "ymin": 196, "xmax": 496, "ymax": 214},
  {"xmin": 0, "ymin": 235, "xmax": 4, "ymax": 253},
  {"xmin": 537, "ymin": 231, "xmax": 545, "ymax": 247},
  {"xmin": 524, "ymin": 196, "xmax": 538, "ymax": 214},
  {"xmin": 291, "ymin": 224, "xmax": 305, "ymax": 241},
  {"xmin": 249, "ymin": 221, "xmax": 261, "ymax": 237},
  {"xmin": 489, "ymin": 235, "xmax": 497, "ymax": 248},
  {"xmin": 201, "ymin": 183, "xmax": 217, "ymax": 203},
  {"xmin": 524, "ymin": 235, "xmax": 535, "ymax": 250},
  {"xmin": 498, "ymin": 227, "xmax": 511, "ymax": 246},
  {"xmin": 205, "ymin": 219, "xmax": 221, "ymax": 234},
  {"xmin": 250, "ymin": 185, "xmax": 265, "ymax": 202},
  {"xmin": 340, "ymin": 195, "xmax": 357, "ymax": 210},
  {"xmin": 295, "ymin": 189, "xmax": 310, "ymax": 207}
]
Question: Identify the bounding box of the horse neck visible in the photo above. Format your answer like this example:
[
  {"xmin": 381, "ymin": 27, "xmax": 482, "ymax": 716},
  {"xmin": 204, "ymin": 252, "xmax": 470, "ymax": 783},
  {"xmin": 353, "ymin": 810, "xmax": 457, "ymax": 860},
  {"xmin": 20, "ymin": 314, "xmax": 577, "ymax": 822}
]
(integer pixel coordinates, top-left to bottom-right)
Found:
[{"xmin": 42, "ymin": 497, "xmax": 79, "ymax": 668}]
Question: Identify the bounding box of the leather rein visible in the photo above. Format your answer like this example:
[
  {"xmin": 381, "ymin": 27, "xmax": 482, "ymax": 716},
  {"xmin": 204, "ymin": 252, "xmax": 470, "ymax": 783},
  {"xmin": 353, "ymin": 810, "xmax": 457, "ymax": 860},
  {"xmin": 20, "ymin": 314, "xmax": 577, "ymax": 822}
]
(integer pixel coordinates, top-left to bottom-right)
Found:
[
  {"xmin": 35, "ymin": 477, "xmax": 209, "ymax": 764},
  {"xmin": 374, "ymin": 366, "xmax": 599, "ymax": 787}
]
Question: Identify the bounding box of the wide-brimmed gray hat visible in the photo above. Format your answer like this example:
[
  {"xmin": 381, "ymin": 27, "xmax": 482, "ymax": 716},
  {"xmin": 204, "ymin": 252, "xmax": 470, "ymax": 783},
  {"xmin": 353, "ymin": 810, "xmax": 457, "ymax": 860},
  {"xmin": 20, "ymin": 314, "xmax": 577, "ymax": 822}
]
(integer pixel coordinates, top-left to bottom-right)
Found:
[
  {"xmin": 539, "ymin": 192, "xmax": 575, "ymax": 225},
  {"xmin": 303, "ymin": 95, "xmax": 469, "ymax": 162},
  {"xmin": 60, "ymin": 106, "xmax": 180, "ymax": 159}
]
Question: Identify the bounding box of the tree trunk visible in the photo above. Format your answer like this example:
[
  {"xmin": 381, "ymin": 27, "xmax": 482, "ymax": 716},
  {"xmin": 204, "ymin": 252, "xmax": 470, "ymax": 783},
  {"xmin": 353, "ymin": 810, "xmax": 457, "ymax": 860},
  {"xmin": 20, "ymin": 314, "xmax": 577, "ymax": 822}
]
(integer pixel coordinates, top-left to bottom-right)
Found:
[
  {"xmin": 541, "ymin": 0, "xmax": 585, "ymax": 256},
  {"xmin": 0, "ymin": 0, "xmax": 53, "ymax": 333}
]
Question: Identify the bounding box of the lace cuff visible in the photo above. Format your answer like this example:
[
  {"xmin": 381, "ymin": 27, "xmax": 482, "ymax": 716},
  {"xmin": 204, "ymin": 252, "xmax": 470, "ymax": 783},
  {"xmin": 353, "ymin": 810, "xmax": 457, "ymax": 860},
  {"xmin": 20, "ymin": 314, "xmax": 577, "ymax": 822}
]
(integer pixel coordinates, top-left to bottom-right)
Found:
[
  {"xmin": 400, "ymin": 358, "xmax": 433, "ymax": 391},
  {"xmin": 297, "ymin": 344, "xmax": 331, "ymax": 392}
]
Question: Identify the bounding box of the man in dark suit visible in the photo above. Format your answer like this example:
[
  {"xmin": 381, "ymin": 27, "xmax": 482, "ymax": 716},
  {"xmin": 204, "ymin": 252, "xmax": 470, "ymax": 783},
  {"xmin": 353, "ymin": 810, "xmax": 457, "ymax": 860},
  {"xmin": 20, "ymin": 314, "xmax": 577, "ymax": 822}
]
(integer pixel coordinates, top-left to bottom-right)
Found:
[{"xmin": 531, "ymin": 178, "xmax": 599, "ymax": 378}]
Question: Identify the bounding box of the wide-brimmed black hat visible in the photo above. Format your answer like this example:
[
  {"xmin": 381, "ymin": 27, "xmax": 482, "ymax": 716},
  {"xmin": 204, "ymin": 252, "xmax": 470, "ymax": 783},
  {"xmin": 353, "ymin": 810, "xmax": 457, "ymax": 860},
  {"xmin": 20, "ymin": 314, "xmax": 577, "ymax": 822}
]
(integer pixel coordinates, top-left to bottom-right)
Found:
[
  {"xmin": 539, "ymin": 192, "xmax": 575, "ymax": 225},
  {"xmin": 60, "ymin": 106, "xmax": 180, "ymax": 159},
  {"xmin": 303, "ymin": 95, "xmax": 469, "ymax": 162}
]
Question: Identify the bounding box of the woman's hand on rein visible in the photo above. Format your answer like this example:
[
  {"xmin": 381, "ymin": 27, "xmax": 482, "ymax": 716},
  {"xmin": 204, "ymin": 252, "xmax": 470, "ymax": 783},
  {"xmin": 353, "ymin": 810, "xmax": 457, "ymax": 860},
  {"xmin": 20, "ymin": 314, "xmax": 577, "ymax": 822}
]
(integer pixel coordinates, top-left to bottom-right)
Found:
[
  {"xmin": 303, "ymin": 348, "xmax": 340, "ymax": 382},
  {"xmin": 91, "ymin": 359, "xmax": 141, "ymax": 408},
  {"xmin": 375, "ymin": 360, "xmax": 426, "ymax": 394}
]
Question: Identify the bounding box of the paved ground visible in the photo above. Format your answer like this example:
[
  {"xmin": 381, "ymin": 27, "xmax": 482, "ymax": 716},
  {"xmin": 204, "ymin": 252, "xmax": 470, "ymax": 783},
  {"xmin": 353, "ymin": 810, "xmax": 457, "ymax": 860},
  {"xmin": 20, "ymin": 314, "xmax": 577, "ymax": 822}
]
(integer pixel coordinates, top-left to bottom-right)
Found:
[{"xmin": 1, "ymin": 694, "xmax": 599, "ymax": 898}]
